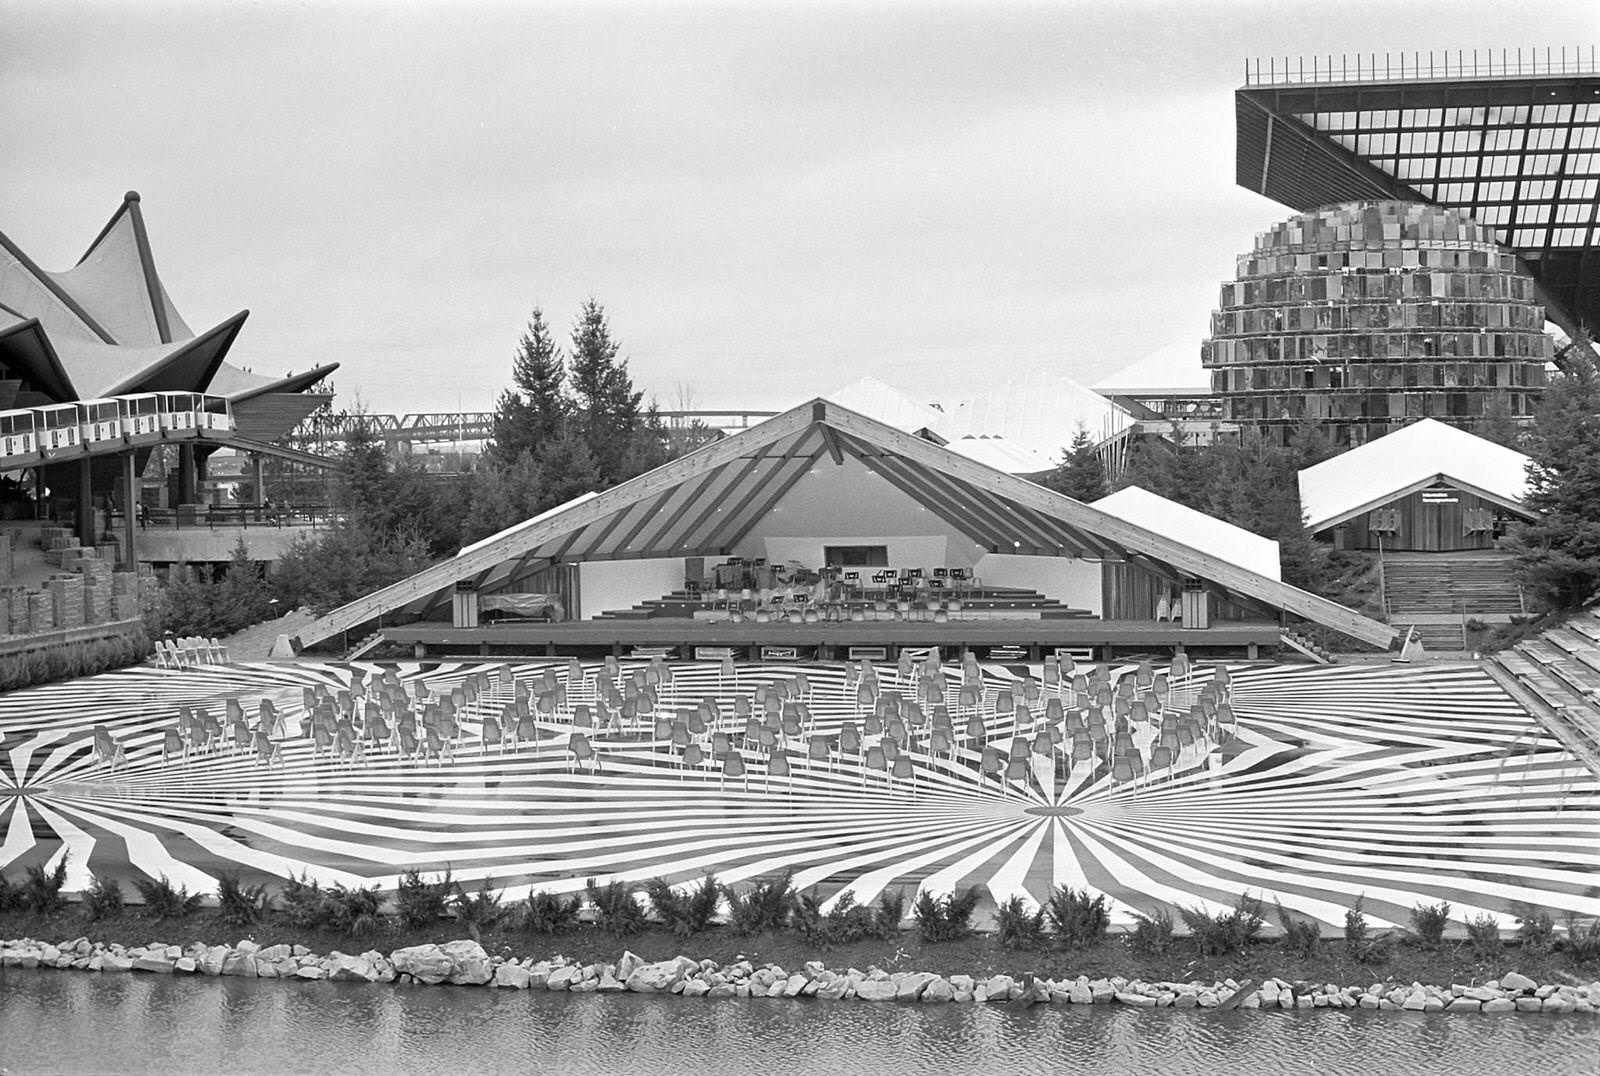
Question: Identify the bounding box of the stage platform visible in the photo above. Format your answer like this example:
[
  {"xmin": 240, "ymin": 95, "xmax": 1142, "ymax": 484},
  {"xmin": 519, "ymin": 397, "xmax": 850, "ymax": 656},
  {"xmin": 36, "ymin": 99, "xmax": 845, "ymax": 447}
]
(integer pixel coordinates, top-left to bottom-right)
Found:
[{"xmin": 378, "ymin": 617, "xmax": 1283, "ymax": 660}]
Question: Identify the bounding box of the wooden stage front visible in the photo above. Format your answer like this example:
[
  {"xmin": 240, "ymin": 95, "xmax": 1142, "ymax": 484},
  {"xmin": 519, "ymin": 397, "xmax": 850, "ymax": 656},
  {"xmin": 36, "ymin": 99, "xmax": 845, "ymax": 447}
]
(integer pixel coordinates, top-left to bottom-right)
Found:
[{"xmin": 378, "ymin": 617, "xmax": 1283, "ymax": 661}]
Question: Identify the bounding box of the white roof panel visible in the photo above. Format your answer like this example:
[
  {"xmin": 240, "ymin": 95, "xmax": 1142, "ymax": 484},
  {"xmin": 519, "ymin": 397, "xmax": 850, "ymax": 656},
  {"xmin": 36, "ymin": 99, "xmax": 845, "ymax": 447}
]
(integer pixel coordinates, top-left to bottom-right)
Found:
[
  {"xmin": 1297, "ymin": 419, "xmax": 1531, "ymax": 532},
  {"xmin": 1094, "ymin": 485, "xmax": 1281, "ymax": 581},
  {"xmin": 945, "ymin": 434, "xmax": 1054, "ymax": 476},
  {"xmin": 1093, "ymin": 343, "xmax": 1212, "ymax": 396}
]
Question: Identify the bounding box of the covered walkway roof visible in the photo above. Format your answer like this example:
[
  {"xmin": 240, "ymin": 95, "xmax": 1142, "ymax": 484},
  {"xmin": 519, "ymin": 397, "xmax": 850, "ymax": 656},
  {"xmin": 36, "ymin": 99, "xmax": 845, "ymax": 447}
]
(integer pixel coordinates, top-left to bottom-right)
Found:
[{"xmin": 299, "ymin": 398, "xmax": 1396, "ymax": 649}]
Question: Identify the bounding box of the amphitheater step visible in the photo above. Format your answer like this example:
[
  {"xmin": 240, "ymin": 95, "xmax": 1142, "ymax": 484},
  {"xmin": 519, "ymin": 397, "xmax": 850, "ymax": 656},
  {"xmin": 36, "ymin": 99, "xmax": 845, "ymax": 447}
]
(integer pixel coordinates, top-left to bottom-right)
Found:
[{"xmin": 1383, "ymin": 554, "xmax": 1525, "ymax": 617}]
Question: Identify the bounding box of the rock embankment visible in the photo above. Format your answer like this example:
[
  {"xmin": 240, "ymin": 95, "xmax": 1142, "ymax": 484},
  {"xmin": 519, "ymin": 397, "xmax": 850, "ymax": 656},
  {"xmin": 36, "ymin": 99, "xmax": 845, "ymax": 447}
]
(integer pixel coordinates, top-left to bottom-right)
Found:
[{"xmin": 3, "ymin": 937, "xmax": 1596, "ymax": 1016}]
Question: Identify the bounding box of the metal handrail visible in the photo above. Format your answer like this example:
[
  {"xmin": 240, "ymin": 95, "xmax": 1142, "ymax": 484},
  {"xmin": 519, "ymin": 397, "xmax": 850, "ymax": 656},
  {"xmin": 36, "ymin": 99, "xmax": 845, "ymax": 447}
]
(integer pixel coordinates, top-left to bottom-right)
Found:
[{"xmin": 1245, "ymin": 46, "xmax": 1599, "ymax": 87}]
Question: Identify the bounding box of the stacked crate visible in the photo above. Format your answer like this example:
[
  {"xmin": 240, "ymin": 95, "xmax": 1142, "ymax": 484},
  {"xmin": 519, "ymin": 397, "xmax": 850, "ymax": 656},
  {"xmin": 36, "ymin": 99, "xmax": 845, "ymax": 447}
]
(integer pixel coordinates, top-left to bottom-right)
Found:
[
  {"xmin": 5, "ymin": 585, "xmax": 27, "ymax": 634},
  {"xmin": 111, "ymin": 570, "xmax": 141, "ymax": 621},
  {"xmin": 78, "ymin": 548, "xmax": 114, "ymax": 625},
  {"xmin": 0, "ymin": 532, "xmax": 12, "ymax": 582},
  {"xmin": 27, "ymin": 591, "xmax": 53, "ymax": 633},
  {"xmin": 47, "ymin": 574, "xmax": 85, "ymax": 630},
  {"xmin": 40, "ymin": 526, "xmax": 77, "ymax": 568}
]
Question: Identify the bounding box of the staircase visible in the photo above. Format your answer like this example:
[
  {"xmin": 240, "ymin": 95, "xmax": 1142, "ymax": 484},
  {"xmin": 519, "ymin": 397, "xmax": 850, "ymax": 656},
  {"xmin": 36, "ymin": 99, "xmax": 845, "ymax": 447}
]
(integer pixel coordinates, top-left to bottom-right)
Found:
[{"xmin": 1384, "ymin": 553, "xmax": 1525, "ymax": 617}]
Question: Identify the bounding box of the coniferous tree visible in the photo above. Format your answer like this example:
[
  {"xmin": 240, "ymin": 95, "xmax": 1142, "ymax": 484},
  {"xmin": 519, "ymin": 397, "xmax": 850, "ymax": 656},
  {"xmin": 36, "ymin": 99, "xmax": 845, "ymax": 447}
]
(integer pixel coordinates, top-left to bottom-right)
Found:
[
  {"xmin": 490, "ymin": 308, "xmax": 569, "ymax": 467},
  {"xmin": 1505, "ymin": 360, "xmax": 1600, "ymax": 610},
  {"xmin": 1041, "ymin": 426, "xmax": 1108, "ymax": 502},
  {"xmin": 568, "ymin": 298, "xmax": 647, "ymax": 485}
]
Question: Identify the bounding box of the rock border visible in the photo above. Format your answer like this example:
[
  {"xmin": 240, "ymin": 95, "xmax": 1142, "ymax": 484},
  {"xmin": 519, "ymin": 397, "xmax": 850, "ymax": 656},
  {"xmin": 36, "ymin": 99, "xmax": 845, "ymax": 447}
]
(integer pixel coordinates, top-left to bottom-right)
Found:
[{"xmin": 3, "ymin": 936, "xmax": 1596, "ymax": 1015}]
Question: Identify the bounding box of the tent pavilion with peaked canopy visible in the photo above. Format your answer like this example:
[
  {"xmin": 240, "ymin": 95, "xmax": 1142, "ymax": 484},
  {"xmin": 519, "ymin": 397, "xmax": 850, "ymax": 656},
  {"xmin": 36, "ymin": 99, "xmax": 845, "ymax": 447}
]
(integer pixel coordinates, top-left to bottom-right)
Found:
[
  {"xmin": 297, "ymin": 398, "xmax": 1395, "ymax": 658},
  {"xmin": 0, "ymin": 191, "xmax": 340, "ymax": 544}
]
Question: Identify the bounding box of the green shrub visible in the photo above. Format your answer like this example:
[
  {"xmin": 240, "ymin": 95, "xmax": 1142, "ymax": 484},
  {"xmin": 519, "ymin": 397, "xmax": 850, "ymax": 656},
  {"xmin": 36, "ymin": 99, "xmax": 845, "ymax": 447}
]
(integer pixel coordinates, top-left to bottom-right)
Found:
[
  {"xmin": 1562, "ymin": 915, "xmax": 1600, "ymax": 965},
  {"xmin": 801, "ymin": 889, "xmax": 885, "ymax": 947},
  {"xmin": 280, "ymin": 872, "xmax": 328, "ymax": 930},
  {"xmin": 995, "ymin": 895, "xmax": 1046, "ymax": 950},
  {"xmin": 873, "ymin": 889, "xmax": 905, "ymax": 937},
  {"xmin": 1275, "ymin": 900, "xmax": 1321, "ymax": 959},
  {"xmin": 324, "ymin": 882, "xmax": 385, "ymax": 938},
  {"xmin": 216, "ymin": 871, "xmax": 272, "ymax": 927},
  {"xmin": 1517, "ymin": 908, "xmax": 1555, "ymax": 954},
  {"xmin": 912, "ymin": 886, "xmax": 980, "ymax": 943},
  {"xmin": 1128, "ymin": 908, "xmax": 1174, "ymax": 956},
  {"xmin": 22, "ymin": 858, "xmax": 68, "ymax": 915},
  {"xmin": 1344, "ymin": 895, "xmax": 1369, "ymax": 952},
  {"xmin": 1409, "ymin": 901, "xmax": 1451, "ymax": 949},
  {"xmin": 586, "ymin": 879, "xmax": 648, "ymax": 937},
  {"xmin": 644, "ymin": 874, "xmax": 720, "ymax": 937},
  {"xmin": 1180, "ymin": 893, "xmax": 1264, "ymax": 957},
  {"xmin": 1466, "ymin": 913, "xmax": 1502, "ymax": 960},
  {"xmin": 722, "ymin": 873, "xmax": 797, "ymax": 935},
  {"xmin": 133, "ymin": 874, "xmax": 204, "ymax": 920},
  {"xmin": 453, "ymin": 878, "xmax": 504, "ymax": 934},
  {"xmin": 521, "ymin": 890, "xmax": 581, "ymax": 935},
  {"xmin": 0, "ymin": 628, "xmax": 153, "ymax": 692},
  {"xmin": 82, "ymin": 873, "xmax": 125, "ymax": 920},
  {"xmin": 0, "ymin": 872, "xmax": 20, "ymax": 913},
  {"xmin": 1046, "ymin": 886, "xmax": 1110, "ymax": 949},
  {"xmin": 395, "ymin": 868, "xmax": 455, "ymax": 930},
  {"xmin": 1356, "ymin": 931, "xmax": 1395, "ymax": 965}
]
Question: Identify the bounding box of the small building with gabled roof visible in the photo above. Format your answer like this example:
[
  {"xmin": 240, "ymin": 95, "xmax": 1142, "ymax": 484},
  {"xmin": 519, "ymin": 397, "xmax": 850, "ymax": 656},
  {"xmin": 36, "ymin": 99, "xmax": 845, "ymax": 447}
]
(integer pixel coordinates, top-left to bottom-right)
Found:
[{"xmin": 1297, "ymin": 418, "xmax": 1534, "ymax": 552}]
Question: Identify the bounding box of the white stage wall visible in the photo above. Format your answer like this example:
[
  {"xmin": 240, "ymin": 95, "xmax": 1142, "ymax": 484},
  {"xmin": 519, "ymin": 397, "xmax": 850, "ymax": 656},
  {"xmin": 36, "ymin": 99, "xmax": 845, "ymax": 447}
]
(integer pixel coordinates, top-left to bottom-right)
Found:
[
  {"xmin": 577, "ymin": 557, "xmax": 687, "ymax": 619},
  {"xmin": 733, "ymin": 453, "xmax": 980, "ymax": 568},
  {"xmin": 974, "ymin": 553, "xmax": 1104, "ymax": 616}
]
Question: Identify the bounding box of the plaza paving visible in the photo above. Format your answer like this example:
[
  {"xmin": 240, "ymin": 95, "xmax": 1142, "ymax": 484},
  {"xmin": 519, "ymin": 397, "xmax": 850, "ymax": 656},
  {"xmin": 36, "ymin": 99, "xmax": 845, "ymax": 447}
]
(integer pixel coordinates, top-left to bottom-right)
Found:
[{"xmin": 1, "ymin": 658, "xmax": 1595, "ymax": 930}]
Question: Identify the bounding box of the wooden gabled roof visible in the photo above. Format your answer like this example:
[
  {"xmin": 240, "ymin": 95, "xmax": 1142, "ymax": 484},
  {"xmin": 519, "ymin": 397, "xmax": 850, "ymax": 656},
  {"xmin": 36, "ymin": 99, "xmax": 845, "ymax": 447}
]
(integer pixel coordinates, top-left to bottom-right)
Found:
[{"xmin": 299, "ymin": 399, "xmax": 1397, "ymax": 648}]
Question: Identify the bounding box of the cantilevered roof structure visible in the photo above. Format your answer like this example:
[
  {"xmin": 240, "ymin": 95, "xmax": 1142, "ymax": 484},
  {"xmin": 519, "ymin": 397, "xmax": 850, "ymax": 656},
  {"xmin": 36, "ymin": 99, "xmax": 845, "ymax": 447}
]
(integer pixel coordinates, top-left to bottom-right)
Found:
[
  {"xmin": 1236, "ymin": 52, "xmax": 1600, "ymax": 344},
  {"xmin": 1298, "ymin": 417, "xmax": 1532, "ymax": 533},
  {"xmin": 299, "ymin": 398, "xmax": 1396, "ymax": 649},
  {"xmin": 0, "ymin": 192, "xmax": 337, "ymax": 434}
]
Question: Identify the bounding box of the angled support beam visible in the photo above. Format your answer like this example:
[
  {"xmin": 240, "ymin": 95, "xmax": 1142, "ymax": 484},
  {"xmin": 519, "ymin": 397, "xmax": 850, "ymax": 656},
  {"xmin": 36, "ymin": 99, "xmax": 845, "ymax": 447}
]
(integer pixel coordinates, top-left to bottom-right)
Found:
[
  {"xmin": 831, "ymin": 431, "xmax": 1000, "ymax": 551},
  {"xmin": 717, "ymin": 442, "xmax": 831, "ymax": 552},
  {"xmin": 698, "ymin": 429, "xmax": 822, "ymax": 552},
  {"xmin": 613, "ymin": 467, "xmax": 726, "ymax": 559},
  {"xmin": 670, "ymin": 443, "xmax": 779, "ymax": 553}
]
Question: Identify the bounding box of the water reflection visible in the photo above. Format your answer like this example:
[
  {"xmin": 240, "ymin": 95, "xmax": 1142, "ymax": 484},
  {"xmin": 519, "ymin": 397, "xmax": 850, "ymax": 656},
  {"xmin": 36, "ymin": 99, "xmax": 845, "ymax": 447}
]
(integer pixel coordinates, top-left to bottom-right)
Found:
[{"xmin": 0, "ymin": 971, "xmax": 1595, "ymax": 1076}]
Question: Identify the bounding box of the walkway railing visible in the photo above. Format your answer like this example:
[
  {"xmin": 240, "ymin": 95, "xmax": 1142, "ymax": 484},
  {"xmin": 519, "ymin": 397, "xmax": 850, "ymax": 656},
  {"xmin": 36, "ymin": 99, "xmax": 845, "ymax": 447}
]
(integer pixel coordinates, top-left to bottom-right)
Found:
[
  {"xmin": 111, "ymin": 504, "xmax": 335, "ymax": 530},
  {"xmin": 0, "ymin": 391, "xmax": 233, "ymax": 471},
  {"xmin": 1244, "ymin": 46, "xmax": 1600, "ymax": 87}
]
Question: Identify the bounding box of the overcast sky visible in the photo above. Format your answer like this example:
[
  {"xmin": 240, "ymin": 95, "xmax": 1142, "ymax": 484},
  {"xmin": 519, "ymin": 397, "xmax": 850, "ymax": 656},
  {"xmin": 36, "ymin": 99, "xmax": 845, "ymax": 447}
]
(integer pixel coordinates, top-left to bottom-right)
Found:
[{"xmin": 5, "ymin": 1, "xmax": 1597, "ymax": 416}]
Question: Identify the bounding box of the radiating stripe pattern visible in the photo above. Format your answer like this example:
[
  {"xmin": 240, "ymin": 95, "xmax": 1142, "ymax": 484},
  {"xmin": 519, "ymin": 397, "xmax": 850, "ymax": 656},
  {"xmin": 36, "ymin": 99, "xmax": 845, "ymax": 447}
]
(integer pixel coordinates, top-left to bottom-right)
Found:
[{"xmin": 0, "ymin": 658, "xmax": 1594, "ymax": 930}]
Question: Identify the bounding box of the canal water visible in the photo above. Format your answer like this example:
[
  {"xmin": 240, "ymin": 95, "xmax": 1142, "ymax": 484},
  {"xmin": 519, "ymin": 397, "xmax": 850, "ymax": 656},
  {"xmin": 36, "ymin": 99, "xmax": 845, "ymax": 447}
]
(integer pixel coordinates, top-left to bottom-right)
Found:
[{"xmin": 1, "ymin": 970, "xmax": 1596, "ymax": 1075}]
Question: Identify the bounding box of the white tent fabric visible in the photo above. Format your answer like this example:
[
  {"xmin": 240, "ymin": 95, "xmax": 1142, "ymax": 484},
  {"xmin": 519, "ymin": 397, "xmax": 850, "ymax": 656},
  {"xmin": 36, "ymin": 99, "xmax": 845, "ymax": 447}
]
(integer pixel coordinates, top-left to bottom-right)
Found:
[
  {"xmin": 823, "ymin": 376, "xmax": 948, "ymax": 441},
  {"xmin": 939, "ymin": 371, "xmax": 1133, "ymax": 461},
  {"xmin": 1094, "ymin": 485, "xmax": 1281, "ymax": 581},
  {"xmin": 1297, "ymin": 419, "xmax": 1532, "ymax": 532},
  {"xmin": 943, "ymin": 434, "xmax": 1054, "ymax": 476},
  {"xmin": 1092, "ymin": 342, "xmax": 1212, "ymax": 396}
]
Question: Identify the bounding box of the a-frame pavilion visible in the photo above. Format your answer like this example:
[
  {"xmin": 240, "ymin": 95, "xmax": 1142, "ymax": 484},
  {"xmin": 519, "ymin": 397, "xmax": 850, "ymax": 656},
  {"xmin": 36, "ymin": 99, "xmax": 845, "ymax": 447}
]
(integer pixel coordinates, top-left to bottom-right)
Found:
[{"xmin": 297, "ymin": 399, "xmax": 1395, "ymax": 657}]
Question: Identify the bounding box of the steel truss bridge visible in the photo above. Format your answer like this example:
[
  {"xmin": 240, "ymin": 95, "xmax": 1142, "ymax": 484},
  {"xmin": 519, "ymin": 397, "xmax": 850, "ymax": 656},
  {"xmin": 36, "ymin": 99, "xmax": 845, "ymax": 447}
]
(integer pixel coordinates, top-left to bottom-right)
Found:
[{"xmin": 297, "ymin": 410, "xmax": 780, "ymax": 449}]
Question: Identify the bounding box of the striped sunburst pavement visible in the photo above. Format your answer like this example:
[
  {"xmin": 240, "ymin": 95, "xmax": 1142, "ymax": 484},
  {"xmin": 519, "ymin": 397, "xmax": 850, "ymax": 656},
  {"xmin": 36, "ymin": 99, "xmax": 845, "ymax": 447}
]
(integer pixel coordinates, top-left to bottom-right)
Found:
[{"xmin": 0, "ymin": 657, "xmax": 1595, "ymax": 930}]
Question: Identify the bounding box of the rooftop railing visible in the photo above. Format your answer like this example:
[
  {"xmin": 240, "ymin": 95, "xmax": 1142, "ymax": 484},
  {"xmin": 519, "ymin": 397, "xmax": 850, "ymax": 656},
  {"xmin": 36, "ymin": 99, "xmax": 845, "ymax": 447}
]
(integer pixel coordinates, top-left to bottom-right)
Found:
[{"xmin": 1244, "ymin": 46, "xmax": 1599, "ymax": 88}]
